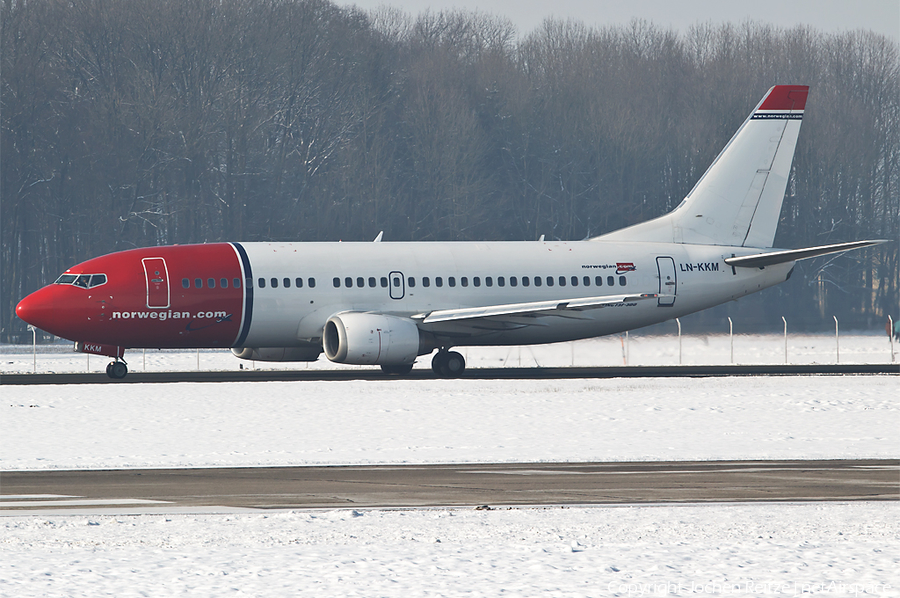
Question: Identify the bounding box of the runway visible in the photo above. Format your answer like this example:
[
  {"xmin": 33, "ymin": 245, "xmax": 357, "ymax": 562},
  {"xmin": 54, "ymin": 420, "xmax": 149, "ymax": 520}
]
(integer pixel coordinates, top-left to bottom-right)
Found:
[
  {"xmin": 2, "ymin": 460, "xmax": 896, "ymax": 513},
  {"xmin": 2, "ymin": 363, "xmax": 897, "ymax": 384}
]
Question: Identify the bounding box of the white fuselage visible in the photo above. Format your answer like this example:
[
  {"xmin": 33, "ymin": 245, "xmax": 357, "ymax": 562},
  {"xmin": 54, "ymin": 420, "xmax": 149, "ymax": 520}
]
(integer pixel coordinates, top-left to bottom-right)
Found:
[{"xmin": 240, "ymin": 240, "xmax": 793, "ymax": 349}]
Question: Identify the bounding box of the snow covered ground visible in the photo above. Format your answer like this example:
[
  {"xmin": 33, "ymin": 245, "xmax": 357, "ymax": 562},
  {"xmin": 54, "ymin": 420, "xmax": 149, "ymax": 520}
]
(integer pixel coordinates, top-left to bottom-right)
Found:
[
  {"xmin": 2, "ymin": 336, "xmax": 898, "ymax": 596},
  {"xmin": 2, "ymin": 503, "xmax": 897, "ymax": 597},
  {"xmin": 2, "ymin": 375, "xmax": 898, "ymax": 470},
  {"xmin": 2, "ymin": 332, "xmax": 897, "ymax": 374}
]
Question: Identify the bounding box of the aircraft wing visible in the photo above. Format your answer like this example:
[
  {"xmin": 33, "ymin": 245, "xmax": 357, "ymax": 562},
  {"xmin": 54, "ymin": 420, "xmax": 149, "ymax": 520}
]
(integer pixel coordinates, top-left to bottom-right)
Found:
[
  {"xmin": 412, "ymin": 293, "xmax": 660, "ymax": 334},
  {"xmin": 724, "ymin": 240, "xmax": 887, "ymax": 268}
]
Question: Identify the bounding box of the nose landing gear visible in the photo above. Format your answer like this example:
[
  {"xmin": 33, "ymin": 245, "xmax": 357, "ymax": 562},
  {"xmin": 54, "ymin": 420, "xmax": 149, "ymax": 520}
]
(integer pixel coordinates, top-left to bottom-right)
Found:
[
  {"xmin": 432, "ymin": 349, "xmax": 465, "ymax": 378},
  {"xmin": 106, "ymin": 359, "xmax": 128, "ymax": 379}
]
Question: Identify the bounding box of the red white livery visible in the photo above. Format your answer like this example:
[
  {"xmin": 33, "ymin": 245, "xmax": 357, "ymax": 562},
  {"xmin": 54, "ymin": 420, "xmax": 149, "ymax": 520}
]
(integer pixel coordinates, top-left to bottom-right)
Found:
[{"xmin": 16, "ymin": 86, "xmax": 885, "ymax": 378}]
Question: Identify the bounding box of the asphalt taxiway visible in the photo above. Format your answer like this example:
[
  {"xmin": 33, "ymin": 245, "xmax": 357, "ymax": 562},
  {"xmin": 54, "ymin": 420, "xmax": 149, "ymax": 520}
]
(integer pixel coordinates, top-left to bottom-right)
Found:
[
  {"xmin": 2, "ymin": 460, "xmax": 896, "ymax": 513},
  {"xmin": 2, "ymin": 363, "xmax": 897, "ymax": 384}
]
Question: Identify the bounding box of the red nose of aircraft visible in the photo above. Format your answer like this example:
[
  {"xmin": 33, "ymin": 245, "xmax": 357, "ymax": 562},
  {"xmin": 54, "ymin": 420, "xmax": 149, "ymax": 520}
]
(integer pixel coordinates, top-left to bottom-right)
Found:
[{"xmin": 16, "ymin": 286, "xmax": 67, "ymax": 337}]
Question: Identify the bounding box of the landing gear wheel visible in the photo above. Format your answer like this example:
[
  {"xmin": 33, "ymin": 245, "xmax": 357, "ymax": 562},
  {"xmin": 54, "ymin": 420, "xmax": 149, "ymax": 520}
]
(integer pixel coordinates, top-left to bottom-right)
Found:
[
  {"xmin": 432, "ymin": 352, "xmax": 448, "ymax": 375},
  {"xmin": 442, "ymin": 351, "xmax": 465, "ymax": 377},
  {"xmin": 432, "ymin": 350, "xmax": 465, "ymax": 378},
  {"xmin": 107, "ymin": 360, "xmax": 128, "ymax": 379},
  {"xmin": 381, "ymin": 363, "xmax": 414, "ymax": 376}
]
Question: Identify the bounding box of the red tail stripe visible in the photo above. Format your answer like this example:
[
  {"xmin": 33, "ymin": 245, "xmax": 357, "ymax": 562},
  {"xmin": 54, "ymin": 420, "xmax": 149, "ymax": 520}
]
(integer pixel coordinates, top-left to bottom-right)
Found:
[{"xmin": 758, "ymin": 85, "xmax": 809, "ymax": 111}]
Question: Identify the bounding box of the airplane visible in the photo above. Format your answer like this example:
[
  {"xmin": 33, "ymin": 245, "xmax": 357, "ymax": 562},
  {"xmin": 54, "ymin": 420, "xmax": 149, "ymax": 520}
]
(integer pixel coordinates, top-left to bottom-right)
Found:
[{"xmin": 15, "ymin": 85, "xmax": 886, "ymax": 379}]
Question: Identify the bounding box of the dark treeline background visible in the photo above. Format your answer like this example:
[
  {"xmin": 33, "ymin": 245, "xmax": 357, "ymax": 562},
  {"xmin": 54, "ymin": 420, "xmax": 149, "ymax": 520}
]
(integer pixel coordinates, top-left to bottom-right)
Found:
[{"xmin": 2, "ymin": 0, "xmax": 898, "ymax": 342}]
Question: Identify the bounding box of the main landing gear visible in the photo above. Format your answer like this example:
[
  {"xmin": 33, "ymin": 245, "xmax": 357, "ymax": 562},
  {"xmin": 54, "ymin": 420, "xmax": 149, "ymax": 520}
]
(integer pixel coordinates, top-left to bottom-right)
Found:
[
  {"xmin": 106, "ymin": 359, "xmax": 128, "ymax": 379},
  {"xmin": 432, "ymin": 349, "xmax": 465, "ymax": 378}
]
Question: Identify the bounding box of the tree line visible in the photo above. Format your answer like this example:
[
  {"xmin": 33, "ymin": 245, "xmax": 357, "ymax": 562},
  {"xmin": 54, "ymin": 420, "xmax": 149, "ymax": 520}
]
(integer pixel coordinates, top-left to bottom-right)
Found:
[{"xmin": 2, "ymin": 0, "xmax": 898, "ymax": 341}]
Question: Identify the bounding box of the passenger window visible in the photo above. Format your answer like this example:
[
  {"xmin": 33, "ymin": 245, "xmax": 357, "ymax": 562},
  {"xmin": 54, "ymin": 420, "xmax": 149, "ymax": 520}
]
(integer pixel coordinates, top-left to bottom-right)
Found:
[
  {"xmin": 498, "ymin": 276, "xmax": 505, "ymax": 287},
  {"xmin": 461, "ymin": 277, "xmax": 468, "ymax": 287},
  {"xmin": 195, "ymin": 278, "xmax": 203, "ymax": 289},
  {"xmin": 509, "ymin": 276, "xmax": 516, "ymax": 287},
  {"xmin": 534, "ymin": 277, "xmax": 542, "ymax": 287},
  {"xmin": 607, "ymin": 276, "xmax": 615, "ymax": 286},
  {"xmin": 436, "ymin": 277, "xmax": 443, "ymax": 287},
  {"xmin": 357, "ymin": 277, "xmax": 364, "ymax": 288},
  {"xmin": 595, "ymin": 276, "xmax": 603, "ymax": 286},
  {"xmin": 408, "ymin": 277, "xmax": 416, "ymax": 288},
  {"xmin": 208, "ymin": 278, "xmax": 216, "ymax": 289},
  {"xmin": 571, "ymin": 276, "xmax": 578, "ymax": 287},
  {"xmin": 182, "ymin": 278, "xmax": 190, "ymax": 289},
  {"xmin": 308, "ymin": 278, "xmax": 316, "ymax": 288},
  {"xmin": 485, "ymin": 276, "xmax": 492, "ymax": 287},
  {"xmin": 449, "ymin": 277, "xmax": 456, "ymax": 287},
  {"xmin": 283, "ymin": 278, "xmax": 290, "ymax": 288},
  {"xmin": 271, "ymin": 278, "xmax": 278, "ymax": 288},
  {"xmin": 368, "ymin": 277, "xmax": 376, "ymax": 288},
  {"xmin": 422, "ymin": 277, "xmax": 430, "ymax": 288},
  {"xmin": 258, "ymin": 278, "xmax": 266, "ymax": 289},
  {"xmin": 333, "ymin": 277, "xmax": 340, "ymax": 288},
  {"xmin": 345, "ymin": 277, "xmax": 352, "ymax": 288},
  {"xmin": 392, "ymin": 276, "xmax": 401, "ymax": 287},
  {"xmin": 234, "ymin": 278, "xmax": 242, "ymax": 288},
  {"xmin": 619, "ymin": 276, "xmax": 627, "ymax": 286},
  {"xmin": 380, "ymin": 277, "xmax": 388, "ymax": 288},
  {"xmin": 521, "ymin": 277, "xmax": 529, "ymax": 287},
  {"xmin": 583, "ymin": 276, "xmax": 591, "ymax": 286},
  {"xmin": 546, "ymin": 276, "xmax": 554, "ymax": 287},
  {"xmin": 559, "ymin": 276, "xmax": 566, "ymax": 287},
  {"xmin": 296, "ymin": 278, "xmax": 304, "ymax": 288},
  {"xmin": 221, "ymin": 278, "xmax": 228, "ymax": 288},
  {"xmin": 474, "ymin": 276, "xmax": 481, "ymax": 287}
]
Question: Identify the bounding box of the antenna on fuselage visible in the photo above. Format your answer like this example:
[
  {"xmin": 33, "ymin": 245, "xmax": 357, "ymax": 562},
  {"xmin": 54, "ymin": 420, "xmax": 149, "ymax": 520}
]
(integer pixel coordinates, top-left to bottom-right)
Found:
[
  {"xmin": 537, "ymin": 234, "xmax": 545, "ymax": 242},
  {"xmin": 374, "ymin": 231, "xmax": 384, "ymax": 242}
]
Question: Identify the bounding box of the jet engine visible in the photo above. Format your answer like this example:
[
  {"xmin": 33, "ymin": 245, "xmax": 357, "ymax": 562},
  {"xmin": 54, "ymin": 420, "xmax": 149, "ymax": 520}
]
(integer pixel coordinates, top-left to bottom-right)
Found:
[
  {"xmin": 323, "ymin": 312, "xmax": 421, "ymax": 365},
  {"xmin": 231, "ymin": 347, "xmax": 322, "ymax": 362}
]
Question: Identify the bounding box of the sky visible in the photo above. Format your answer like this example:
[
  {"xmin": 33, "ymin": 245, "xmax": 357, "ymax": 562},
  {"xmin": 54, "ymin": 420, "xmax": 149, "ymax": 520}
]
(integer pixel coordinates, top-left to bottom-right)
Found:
[{"xmin": 342, "ymin": 0, "xmax": 899, "ymax": 41}]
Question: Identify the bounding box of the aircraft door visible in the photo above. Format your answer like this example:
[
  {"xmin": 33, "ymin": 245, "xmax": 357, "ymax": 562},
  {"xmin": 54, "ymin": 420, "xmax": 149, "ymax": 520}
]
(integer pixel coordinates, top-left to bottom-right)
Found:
[
  {"xmin": 656, "ymin": 257, "xmax": 676, "ymax": 306},
  {"xmin": 389, "ymin": 271, "xmax": 405, "ymax": 300},
  {"xmin": 142, "ymin": 257, "xmax": 171, "ymax": 308}
]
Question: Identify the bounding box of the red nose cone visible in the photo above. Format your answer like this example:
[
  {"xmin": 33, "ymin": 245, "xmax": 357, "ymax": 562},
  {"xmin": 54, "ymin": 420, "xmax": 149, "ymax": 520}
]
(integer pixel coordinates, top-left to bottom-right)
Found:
[
  {"xmin": 16, "ymin": 287, "xmax": 62, "ymax": 335},
  {"xmin": 16, "ymin": 293, "xmax": 38, "ymax": 326}
]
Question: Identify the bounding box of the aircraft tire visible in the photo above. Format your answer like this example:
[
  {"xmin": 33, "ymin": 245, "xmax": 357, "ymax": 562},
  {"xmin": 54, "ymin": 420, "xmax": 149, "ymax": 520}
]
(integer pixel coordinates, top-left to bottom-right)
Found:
[
  {"xmin": 107, "ymin": 361, "xmax": 128, "ymax": 379},
  {"xmin": 381, "ymin": 363, "xmax": 413, "ymax": 375},
  {"xmin": 432, "ymin": 351, "xmax": 447, "ymax": 375},
  {"xmin": 440, "ymin": 351, "xmax": 465, "ymax": 377}
]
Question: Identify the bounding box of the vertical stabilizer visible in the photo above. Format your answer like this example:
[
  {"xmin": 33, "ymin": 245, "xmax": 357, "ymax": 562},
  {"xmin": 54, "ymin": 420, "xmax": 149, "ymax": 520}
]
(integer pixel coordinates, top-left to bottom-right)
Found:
[{"xmin": 596, "ymin": 85, "xmax": 808, "ymax": 248}]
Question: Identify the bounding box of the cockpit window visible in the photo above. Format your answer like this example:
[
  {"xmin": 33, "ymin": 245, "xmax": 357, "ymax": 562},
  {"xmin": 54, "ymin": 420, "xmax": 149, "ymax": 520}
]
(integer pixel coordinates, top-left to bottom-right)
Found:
[
  {"xmin": 55, "ymin": 274, "xmax": 78, "ymax": 285},
  {"xmin": 54, "ymin": 273, "xmax": 107, "ymax": 288}
]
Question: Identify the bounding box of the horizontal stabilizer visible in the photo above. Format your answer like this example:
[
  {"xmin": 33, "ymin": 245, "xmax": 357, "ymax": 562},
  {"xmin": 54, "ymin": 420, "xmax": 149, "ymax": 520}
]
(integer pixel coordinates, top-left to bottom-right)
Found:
[
  {"xmin": 724, "ymin": 240, "xmax": 888, "ymax": 268},
  {"xmin": 415, "ymin": 293, "xmax": 660, "ymax": 324}
]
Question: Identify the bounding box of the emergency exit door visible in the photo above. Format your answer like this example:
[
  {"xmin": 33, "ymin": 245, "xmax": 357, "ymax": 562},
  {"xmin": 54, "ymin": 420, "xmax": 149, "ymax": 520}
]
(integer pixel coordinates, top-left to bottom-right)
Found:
[{"xmin": 388, "ymin": 271, "xmax": 405, "ymax": 300}]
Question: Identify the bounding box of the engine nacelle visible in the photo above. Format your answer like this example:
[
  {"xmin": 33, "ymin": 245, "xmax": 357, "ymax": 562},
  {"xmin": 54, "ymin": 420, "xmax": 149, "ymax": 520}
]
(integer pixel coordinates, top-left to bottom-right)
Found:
[
  {"xmin": 231, "ymin": 347, "xmax": 322, "ymax": 362},
  {"xmin": 323, "ymin": 312, "xmax": 420, "ymax": 365}
]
